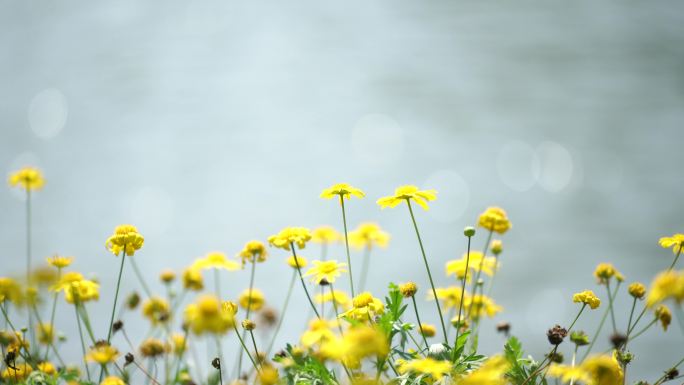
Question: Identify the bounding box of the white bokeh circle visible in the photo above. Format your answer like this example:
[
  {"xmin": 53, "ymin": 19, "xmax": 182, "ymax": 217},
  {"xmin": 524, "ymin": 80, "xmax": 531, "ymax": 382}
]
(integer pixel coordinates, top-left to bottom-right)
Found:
[
  {"xmin": 28, "ymin": 88, "xmax": 68, "ymax": 139},
  {"xmin": 536, "ymin": 141, "xmax": 574, "ymax": 192},
  {"xmin": 423, "ymin": 170, "xmax": 470, "ymax": 223},
  {"xmin": 128, "ymin": 186, "xmax": 175, "ymax": 237},
  {"xmin": 351, "ymin": 114, "xmax": 404, "ymax": 168},
  {"xmin": 497, "ymin": 140, "xmax": 540, "ymax": 192}
]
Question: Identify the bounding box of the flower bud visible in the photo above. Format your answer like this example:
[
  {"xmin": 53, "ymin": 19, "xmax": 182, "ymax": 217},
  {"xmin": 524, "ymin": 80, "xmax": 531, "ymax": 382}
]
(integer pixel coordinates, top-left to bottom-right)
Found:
[{"xmin": 463, "ymin": 227, "xmax": 476, "ymax": 237}]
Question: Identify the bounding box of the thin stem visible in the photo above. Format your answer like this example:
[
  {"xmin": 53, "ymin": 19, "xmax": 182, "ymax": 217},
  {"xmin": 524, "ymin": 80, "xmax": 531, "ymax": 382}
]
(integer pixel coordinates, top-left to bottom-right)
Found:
[
  {"xmin": 358, "ymin": 246, "xmax": 372, "ymax": 293},
  {"xmin": 623, "ymin": 297, "xmax": 638, "ymax": 350},
  {"xmin": 291, "ymin": 243, "xmax": 321, "ymax": 319},
  {"xmin": 668, "ymin": 247, "xmax": 682, "ymax": 271},
  {"xmin": 581, "ymin": 282, "xmax": 619, "ymax": 361},
  {"xmin": 44, "ymin": 269, "xmax": 61, "ymax": 362},
  {"xmin": 248, "ymin": 330, "xmax": 261, "ymax": 368},
  {"xmin": 0, "ymin": 302, "xmax": 34, "ymax": 363},
  {"xmin": 107, "ymin": 252, "xmax": 127, "ymax": 343},
  {"xmin": 406, "ymin": 200, "xmax": 448, "ymax": 344},
  {"xmin": 26, "ymin": 190, "xmax": 35, "ymax": 347},
  {"xmin": 237, "ymin": 259, "xmax": 258, "ymax": 376},
  {"xmin": 30, "ymin": 302, "xmax": 65, "ymax": 366},
  {"xmin": 467, "ymin": 230, "xmax": 493, "ymax": 318},
  {"xmin": 214, "ymin": 268, "xmax": 221, "ymax": 299},
  {"xmin": 653, "ymin": 356, "xmax": 684, "ymax": 385},
  {"xmin": 411, "ymin": 296, "xmax": 429, "ymax": 350},
  {"xmin": 133, "ymin": 359, "xmax": 162, "ymax": 385},
  {"xmin": 485, "ymin": 255, "xmax": 500, "ymax": 298},
  {"xmin": 570, "ymin": 345, "xmax": 578, "ymax": 385},
  {"xmin": 628, "ymin": 318, "xmax": 656, "ymax": 341},
  {"xmin": 340, "ymin": 196, "xmax": 355, "ymax": 297},
  {"xmin": 453, "ymin": 234, "xmax": 472, "ymax": 360},
  {"xmin": 129, "ymin": 256, "xmax": 152, "ymax": 298},
  {"xmin": 233, "ymin": 324, "xmax": 260, "ymax": 373},
  {"xmin": 329, "ymin": 283, "xmax": 345, "ymax": 336},
  {"xmin": 567, "ymin": 304, "xmax": 586, "ymax": 333},
  {"xmin": 214, "ymin": 337, "xmax": 226, "ymax": 381},
  {"xmin": 173, "ymin": 327, "xmax": 190, "ymax": 382},
  {"xmin": 606, "ymin": 281, "xmax": 617, "ymax": 334},
  {"xmin": 75, "ymin": 304, "xmax": 92, "ymax": 382},
  {"xmin": 266, "ymin": 270, "xmax": 297, "ymax": 355}
]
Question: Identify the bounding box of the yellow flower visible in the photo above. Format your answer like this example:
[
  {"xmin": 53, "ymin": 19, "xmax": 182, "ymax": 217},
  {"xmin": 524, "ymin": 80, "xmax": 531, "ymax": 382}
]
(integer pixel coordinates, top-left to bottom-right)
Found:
[
  {"xmin": 257, "ymin": 364, "xmax": 279, "ymax": 385},
  {"xmin": 242, "ymin": 319, "xmax": 256, "ymax": 330},
  {"xmin": 140, "ymin": 338, "xmax": 167, "ymax": 358},
  {"xmin": 37, "ymin": 361, "xmax": 57, "ymax": 375},
  {"xmin": 477, "ymin": 207, "xmax": 511, "ymax": 234},
  {"xmin": 182, "ymin": 268, "xmax": 204, "ymax": 291},
  {"xmin": 268, "ymin": 227, "xmax": 312, "ymax": 250},
  {"xmin": 32, "ymin": 266, "xmax": 58, "ymax": 286},
  {"xmin": 170, "ymin": 333, "xmax": 186, "ymax": 355},
  {"xmin": 419, "ymin": 324, "xmax": 436, "ymax": 338},
  {"xmin": 490, "ymin": 240, "xmax": 503, "ymax": 255},
  {"xmin": 159, "ymin": 269, "xmax": 176, "ymax": 284},
  {"xmin": 105, "ymin": 224, "xmax": 144, "ymax": 256},
  {"xmin": 238, "ymin": 240, "xmax": 268, "ymax": 266},
  {"xmin": 582, "ymin": 355, "xmax": 623, "ymax": 385},
  {"xmin": 86, "ymin": 343, "xmax": 119, "ymax": 364},
  {"xmin": 460, "ymin": 355, "xmax": 510, "ymax": 385},
  {"xmin": 142, "ymin": 297, "xmax": 171, "ymax": 324},
  {"xmin": 593, "ymin": 263, "xmax": 623, "ymax": 284},
  {"xmin": 100, "ymin": 376, "xmax": 126, "ymax": 385},
  {"xmin": 399, "ymin": 282, "xmax": 418, "ymax": 298},
  {"xmin": 0, "ymin": 277, "xmax": 23, "ymax": 304},
  {"xmin": 36, "ymin": 322, "xmax": 54, "ymax": 344},
  {"xmin": 572, "ymin": 290, "xmax": 601, "ymax": 309},
  {"xmin": 465, "ymin": 295, "xmax": 502, "ymax": 320},
  {"xmin": 340, "ymin": 292, "xmax": 384, "ymax": 321},
  {"xmin": 655, "ymin": 304, "xmax": 672, "ymax": 331},
  {"xmin": 430, "ymin": 287, "xmax": 467, "ymax": 310},
  {"xmin": 301, "ymin": 318, "xmax": 339, "ymax": 348},
  {"xmin": 659, "ymin": 233, "xmax": 684, "ymax": 255},
  {"xmin": 46, "ymin": 255, "xmax": 73, "ymax": 269},
  {"xmin": 377, "ymin": 185, "xmax": 437, "ymax": 210},
  {"xmin": 320, "ymin": 325, "xmax": 388, "ymax": 368},
  {"xmin": 628, "ymin": 282, "xmax": 646, "ymax": 299},
  {"xmin": 286, "ymin": 255, "xmax": 308, "ymax": 269},
  {"xmin": 192, "ymin": 252, "xmax": 240, "ymax": 271},
  {"xmin": 446, "ymin": 251, "xmax": 498, "ymax": 281},
  {"xmin": 239, "ymin": 288, "xmax": 265, "ymax": 311},
  {"xmin": 646, "ymin": 269, "xmax": 684, "ymax": 307},
  {"xmin": 8, "ymin": 167, "xmax": 44, "ymax": 191},
  {"xmin": 184, "ymin": 295, "xmax": 236, "ymax": 335},
  {"xmin": 548, "ymin": 363, "xmax": 592, "ymax": 384},
  {"xmin": 348, "ymin": 223, "xmax": 390, "ymax": 250},
  {"xmin": 50, "ymin": 273, "xmax": 100, "ymax": 304},
  {"xmin": 398, "ymin": 358, "xmax": 451, "ymax": 381},
  {"xmin": 1, "ymin": 362, "xmax": 33, "ymax": 381},
  {"xmin": 320, "ymin": 183, "xmax": 365, "ymax": 200},
  {"xmin": 315, "ymin": 290, "xmax": 351, "ymax": 308},
  {"xmin": 312, "ymin": 226, "xmax": 343, "ymax": 244},
  {"xmin": 304, "ymin": 260, "xmax": 347, "ymax": 284}
]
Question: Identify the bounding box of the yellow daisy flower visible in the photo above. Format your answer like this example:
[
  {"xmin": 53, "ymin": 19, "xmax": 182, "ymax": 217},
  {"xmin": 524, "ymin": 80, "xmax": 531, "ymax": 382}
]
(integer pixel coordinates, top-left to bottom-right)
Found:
[
  {"xmin": 304, "ymin": 260, "xmax": 347, "ymax": 284},
  {"xmin": 182, "ymin": 268, "xmax": 204, "ymax": 291},
  {"xmin": 238, "ymin": 240, "xmax": 268, "ymax": 266},
  {"xmin": 268, "ymin": 227, "xmax": 312, "ymax": 250},
  {"xmin": 446, "ymin": 251, "xmax": 498, "ymax": 281},
  {"xmin": 239, "ymin": 288, "xmax": 265, "ymax": 311},
  {"xmin": 46, "ymin": 255, "xmax": 73, "ymax": 269},
  {"xmin": 86, "ymin": 343, "xmax": 119, "ymax": 364},
  {"xmin": 286, "ymin": 255, "xmax": 308, "ymax": 269},
  {"xmin": 646, "ymin": 270, "xmax": 684, "ymax": 307},
  {"xmin": 105, "ymin": 224, "xmax": 144, "ymax": 256},
  {"xmin": 573, "ymin": 290, "xmax": 601, "ymax": 309},
  {"xmin": 312, "ymin": 226, "xmax": 343, "ymax": 244},
  {"xmin": 100, "ymin": 376, "xmax": 126, "ymax": 385},
  {"xmin": 477, "ymin": 207, "xmax": 511, "ymax": 234},
  {"xmin": 8, "ymin": 167, "xmax": 44, "ymax": 191},
  {"xmin": 320, "ymin": 183, "xmax": 365, "ymax": 200},
  {"xmin": 659, "ymin": 233, "xmax": 684, "ymax": 255},
  {"xmin": 398, "ymin": 357, "xmax": 451, "ymax": 381},
  {"xmin": 377, "ymin": 185, "xmax": 437, "ymax": 210},
  {"xmin": 184, "ymin": 295, "xmax": 236, "ymax": 335},
  {"xmin": 460, "ymin": 355, "xmax": 510, "ymax": 385},
  {"xmin": 348, "ymin": 223, "xmax": 390, "ymax": 250},
  {"xmin": 192, "ymin": 252, "xmax": 240, "ymax": 271}
]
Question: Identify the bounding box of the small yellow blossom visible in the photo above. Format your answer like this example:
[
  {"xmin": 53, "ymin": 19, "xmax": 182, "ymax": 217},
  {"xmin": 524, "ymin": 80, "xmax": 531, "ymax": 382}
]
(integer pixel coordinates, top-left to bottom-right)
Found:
[
  {"xmin": 192, "ymin": 252, "xmax": 240, "ymax": 271},
  {"xmin": 446, "ymin": 251, "xmax": 498, "ymax": 281},
  {"xmin": 466, "ymin": 294, "xmax": 502, "ymax": 320},
  {"xmin": 268, "ymin": 227, "xmax": 312, "ymax": 250},
  {"xmin": 377, "ymin": 185, "xmax": 437, "ymax": 211},
  {"xmin": 37, "ymin": 362, "xmax": 57, "ymax": 375},
  {"xmin": 238, "ymin": 240, "xmax": 268, "ymax": 265},
  {"xmin": 1, "ymin": 362, "xmax": 33, "ymax": 381},
  {"xmin": 182, "ymin": 268, "xmax": 204, "ymax": 291},
  {"xmin": 86, "ymin": 343, "xmax": 119, "ymax": 364},
  {"xmin": 170, "ymin": 333, "xmax": 186, "ymax": 355},
  {"xmin": 491, "ymin": 240, "xmax": 503, "ymax": 255},
  {"xmin": 315, "ymin": 290, "xmax": 351, "ymax": 308},
  {"xmin": 340, "ymin": 292, "xmax": 385, "ymax": 321},
  {"xmin": 105, "ymin": 224, "xmax": 144, "ymax": 256},
  {"xmin": 32, "ymin": 266, "xmax": 58, "ymax": 286},
  {"xmin": 628, "ymin": 282, "xmax": 646, "ymax": 299},
  {"xmin": 594, "ymin": 263, "xmax": 623, "ymax": 284},
  {"xmin": 51, "ymin": 273, "xmax": 100, "ymax": 304},
  {"xmin": 460, "ymin": 355, "xmax": 510, "ymax": 385},
  {"xmin": 100, "ymin": 376, "xmax": 126, "ymax": 385},
  {"xmin": 242, "ymin": 319, "xmax": 256, "ymax": 330},
  {"xmin": 477, "ymin": 207, "xmax": 511, "ymax": 234},
  {"xmin": 655, "ymin": 304, "xmax": 672, "ymax": 331},
  {"xmin": 257, "ymin": 364, "xmax": 279, "ymax": 385},
  {"xmin": 184, "ymin": 295, "xmax": 236, "ymax": 335},
  {"xmin": 142, "ymin": 297, "xmax": 171, "ymax": 324},
  {"xmin": 348, "ymin": 223, "xmax": 390, "ymax": 250},
  {"xmin": 301, "ymin": 318, "xmax": 338, "ymax": 347},
  {"xmin": 419, "ymin": 324, "xmax": 436, "ymax": 338},
  {"xmin": 398, "ymin": 358, "xmax": 451, "ymax": 381},
  {"xmin": 36, "ymin": 322, "xmax": 54, "ymax": 344},
  {"xmin": 0, "ymin": 277, "xmax": 23, "ymax": 304},
  {"xmin": 320, "ymin": 183, "xmax": 365, "ymax": 200},
  {"xmin": 140, "ymin": 338, "xmax": 166, "ymax": 358},
  {"xmin": 399, "ymin": 282, "xmax": 418, "ymax": 298},
  {"xmin": 8, "ymin": 167, "xmax": 44, "ymax": 191},
  {"xmin": 646, "ymin": 270, "xmax": 684, "ymax": 307},
  {"xmin": 430, "ymin": 287, "xmax": 467, "ymax": 310},
  {"xmin": 239, "ymin": 288, "xmax": 265, "ymax": 311},
  {"xmin": 46, "ymin": 255, "xmax": 73, "ymax": 269},
  {"xmin": 312, "ymin": 226, "xmax": 343, "ymax": 244},
  {"xmin": 159, "ymin": 269, "xmax": 176, "ymax": 283},
  {"xmin": 320, "ymin": 325, "xmax": 388, "ymax": 368},
  {"xmin": 659, "ymin": 233, "xmax": 684, "ymax": 255},
  {"xmin": 304, "ymin": 260, "xmax": 347, "ymax": 284},
  {"xmin": 573, "ymin": 290, "xmax": 601, "ymax": 309},
  {"xmin": 287, "ymin": 255, "xmax": 308, "ymax": 269}
]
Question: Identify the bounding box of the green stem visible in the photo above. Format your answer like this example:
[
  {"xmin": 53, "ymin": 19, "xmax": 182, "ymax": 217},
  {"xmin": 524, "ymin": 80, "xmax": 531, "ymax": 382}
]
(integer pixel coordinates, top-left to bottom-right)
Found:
[
  {"xmin": 623, "ymin": 297, "xmax": 638, "ymax": 350},
  {"xmin": 233, "ymin": 323, "xmax": 260, "ymax": 373},
  {"xmin": 485, "ymin": 255, "xmax": 500, "ymax": 298},
  {"xmin": 340, "ymin": 196, "xmax": 355, "ymax": 297},
  {"xmin": 248, "ymin": 330, "xmax": 261, "ymax": 368},
  {"xmin": 567, "ymin": 304, "xmax": 586, "ymax": 333},
  {"xmin": 237, "ymin": 259, "xmax": 258, "ymax": 376},
  {"xmin": 0, "ymin": 302, "xmax": 34, "ymax": 363},
  {"xmin": 43, "ymin": 270, "xmax": 61, "ymax": 362},
  {"xmin": 406, "ymin": 200, "xmax": 447, "ymax": 344},
  {"xmin": 358, "ymin": 246, "xmax": 372, "ymax": 293},
  {"xmin": 25, "ymin": 190, "xmax": 35, "ymax": 347},
  {"xmin": 329, "ymin": 283, "xmax": 345, "ymax": 336},
  {"xmin": 266, "ymin": 270, "xmax": 297, "ymax": 355},
  {"xmin": 581, "ymin": 282, "xmax": 619, "ymax": 361},
  {"xmin": 668, "ymin": 247, "xmax": 682, "ymax": 271},
  {"xmin": 130, "ymin": 256, "xmax": 153, "ymax": 298},
  {"xmin": 653, "ymin": 356, "xmax": 684, "ymax": 385},
  {"xmin": 75, "ymin": 304, "xmax": 92, "ymax": 382},
  {"xmin": 411, "ymin": 296, "xmax": 429, "ymax": 350},
  {"xmin": 172, "ymin": 327, "xmax": 189, "ymax": 382},
  {"xmin": 453, "ymin": 234, "xmax": 472, "ymax": 361},
  {"xmin": 30, "ymin": 302, "xmax": 65, "ymax": 366},
  {"xmin": 467, "ymin": 230, "xmax": 493, "ymax": 318},
  {"xmin": 606, "ymin": 281, "xmax": 617, "ymax": 334},
  {"xmin": 291, "ymin": 242, "xmax": 321, "ymax": 319},
  {"xmin": 628, "ymin": 318, "xmax": 656, "ymax": 341},
  {"xmin": 107, "ymin": 252, "xmax": 127, "ymax": 343}
]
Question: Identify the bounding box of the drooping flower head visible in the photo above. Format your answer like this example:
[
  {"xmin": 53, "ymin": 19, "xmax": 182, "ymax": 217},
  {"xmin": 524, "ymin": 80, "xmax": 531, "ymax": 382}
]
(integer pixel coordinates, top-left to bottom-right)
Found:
[
  {"xmin": 573, "ymin": 290, "xmax": 601, "ymax": 309},
  {"xmin": 268, "ymin": 227, "xmax": 312, "ymax": 251},
  {"xmin": 142, "ymin": 296, "xmax": 171, "ymax": 325},
  {"xmin": 8, "ymin": 167, "xmax": 44, "ymax": 191},
  {"xmin": 659, "ymin": 234, "xmax": 684, "ymax": 255},
  {"xmin": 655, "ymin": 304, "xmax": 672, "ymax": 330},
  {"xmin": 304, "ymin": 260, "xmax": 347, "ymax": 284},
  {"xmin": 477, "ymin": 207, "xmax": 511, "ymax": 234},
  {"xmin": 312, "ymin": 226, "xmax": 343, "ymax": 244},
  {"xmin": 105, "ymin": 225, "xmax": 144, "ymax": 256},
  {"xmin": 286, "ymin": 255, "xmax": 308, "ymax": 269},
  {"xmin": 377, "ymin": 185, "xmax": 437, "ymax": 210},
  {"xmin": 348, "ymin": 223, "xmax": 390, "ymax": 250},
  {"xmin": 320, "ymin": 183, "xmax": 365, "ymax": 200},
  {"xmin": 184, "ymin": 295, "xmax": 236, "ymax": 335},
  {"xmin": 398, "ymin": 357, "xmax": 452, "ymax": 381},
  {"xmin": 593, "ymin": 263, "xmax": 624, "ymax": 285},
  {"xmin": 192, "ymin": 252, "xmax": 240, "ymax": 271},
  {"xmin": 46, "ymin": 255, "xmax": 73, "ymax": 269},
  {"xmin": 446, "ymin": 251, "xmax": 498, "ymax": 281},
  {"xmin": 646, "ymin": 269, "xmax": 684, "ymax": 307},
  {"xmin": 239, "ymin": 288, "xmax": 265, "ymax": 311},
  {"xmin": 238, "ymin": 240, "xmax": 268, "ymax": 266},
  {"xmin": 182, "ymin": 268, "xmax": 204, "ymax": 291}
]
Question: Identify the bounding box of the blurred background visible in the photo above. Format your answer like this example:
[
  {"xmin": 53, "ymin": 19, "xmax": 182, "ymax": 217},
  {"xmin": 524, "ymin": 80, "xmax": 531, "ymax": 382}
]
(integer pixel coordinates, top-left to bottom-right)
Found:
[{"xmin": 1, "ymin": 0, "xmax": 683, "ymax": 381}]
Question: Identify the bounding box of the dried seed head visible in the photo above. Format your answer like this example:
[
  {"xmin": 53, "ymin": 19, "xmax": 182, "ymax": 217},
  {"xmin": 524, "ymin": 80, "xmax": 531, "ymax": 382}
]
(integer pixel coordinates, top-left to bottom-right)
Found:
[
  {"xmin": 496, "ymin": 322, "xmax": 511, "ymax": 336},
  {"xmin": 112, "ymin": 320, "xmax": 123, "ymax": 334},
  {"xmin": 211, "ymin": 357, "xmax": 221, "ymax": 370},
  {"xmin": 124, "ymin": 352, "xmax": 134, "ymax": 366},
  {"xmin": 610, "ymin": 333, "xmax": 627, "ymax": 349},
  {"xmin": 546, "ymin": 325, "xmax": 568, "ymax": 345}
]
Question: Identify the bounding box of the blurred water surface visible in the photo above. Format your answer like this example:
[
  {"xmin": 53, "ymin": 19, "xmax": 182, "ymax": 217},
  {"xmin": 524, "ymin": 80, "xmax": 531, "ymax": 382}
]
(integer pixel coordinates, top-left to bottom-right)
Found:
[{"xmin": 2, "ymin": 0, "xmax": 683, "ymax": 380}]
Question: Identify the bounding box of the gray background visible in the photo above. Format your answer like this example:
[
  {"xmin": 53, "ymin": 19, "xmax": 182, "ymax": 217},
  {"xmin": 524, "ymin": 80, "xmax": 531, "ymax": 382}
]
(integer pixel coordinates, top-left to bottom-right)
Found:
[{"xmin": 1, "ymin": 0, "xmax": 683, "ymax": 382}]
